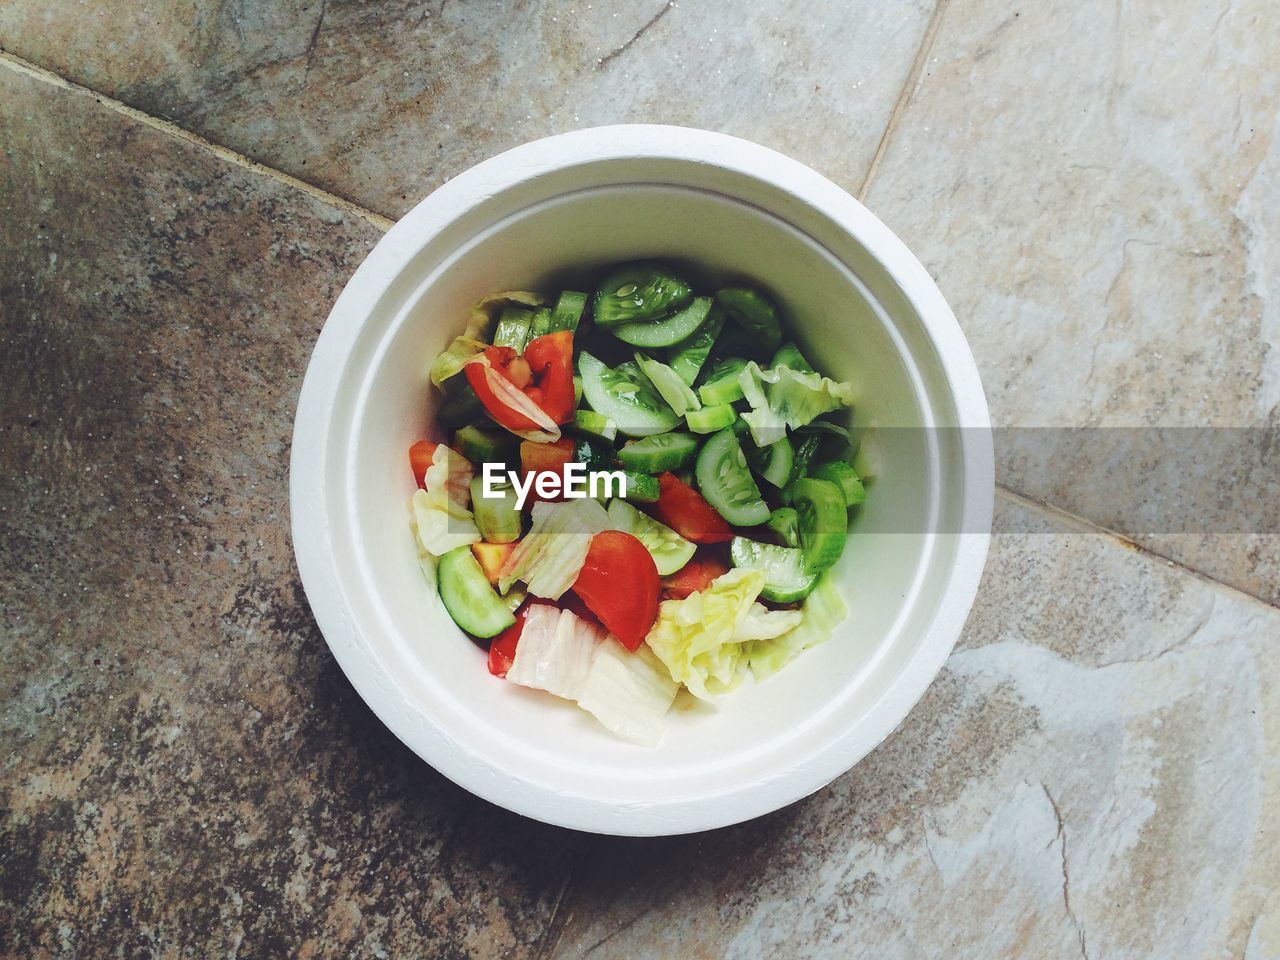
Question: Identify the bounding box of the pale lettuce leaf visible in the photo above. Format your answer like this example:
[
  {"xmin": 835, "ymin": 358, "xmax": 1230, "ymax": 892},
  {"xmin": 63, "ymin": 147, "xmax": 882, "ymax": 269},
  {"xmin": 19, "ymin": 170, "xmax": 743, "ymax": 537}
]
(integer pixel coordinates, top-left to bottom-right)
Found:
[
  {"xmin": 506, "ymin": 604, "xmax": 605, "ymax": 700},
  {"xmin": 410, "ymin": 445, "xmax": 480, "ymax": 557},
  {"xmin": 577, "ymin": 638, "xmax": 679, "ymax": 746},
  {"xmin": 737, "ymin": 361, "xmax": 855, "ymax": 447},
  {"xmin": 634, "ymin": 352, "xmax": 701, "ymax": 417},
  {"xmin": 497, "ymin": 497, "xmax": 611, "ymax": 597},
  {"xmin": 429, "ymin": 290, "xmax": 545, "ymax": 387},
  {"xmin": 734, "ymin": 602, "xmax": 804, "ymax": 641},
  {"xmin": 643, "ymin": 568, "xmax": 764, "ymax": 701},
  {"xmin": 745, "ymin": 573, "xmax": 848, "ymax": 681}
]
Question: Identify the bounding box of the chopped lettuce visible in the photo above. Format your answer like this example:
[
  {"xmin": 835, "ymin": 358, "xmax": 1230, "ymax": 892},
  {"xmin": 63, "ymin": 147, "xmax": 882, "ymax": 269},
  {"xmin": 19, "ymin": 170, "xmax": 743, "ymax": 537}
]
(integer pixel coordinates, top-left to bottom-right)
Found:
[
  {"xmin": 578, "ymin": 638, "xmax": 679, "ymax": 746},
  {"xmin": 737, "ymin": 361, "xmax": 855, "ymax": 447},
  {"xmin": 735, "ymin": 602, "xmax": 804, "ymax": 641},
  {"xmin": 507, "ymin": 603, "xmax": 605, "ymax": 700},
  {"xmin": 633, "ymin": 351, "xmax": 701, "ymax": 417},
  {"xmin": 745, "ymin": 573, "xmax": 848, "ymax": 681},
  {"xmin": 497, "ymin": 497, "xmax": 611, "ymax": 597},
  {"xmin": 429, "ymin": 290, "xmax": 545, "ymax": 387},
  {"xmin": 411, "ymin": 445, "xmax": 481, "ymax": 557},
  {"xmin": 643, "ymin": 568, "xmax": 764, "ymax": 701}
]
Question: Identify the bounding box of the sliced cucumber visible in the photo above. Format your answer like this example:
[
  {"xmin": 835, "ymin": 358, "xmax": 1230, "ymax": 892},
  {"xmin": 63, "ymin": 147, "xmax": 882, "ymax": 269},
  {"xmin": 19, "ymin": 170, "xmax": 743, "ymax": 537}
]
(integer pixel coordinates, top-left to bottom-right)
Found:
[
  {"xmin": 608, "ymin": 499, "xmax": 695, "ymax": 575},
  {"xmin": 685, "ymin": 404, "xmax": 737, "ymax": 434},
  {"xmin": 453, "ymin": 425, "xmax": 518, "ymax": 469},
  {"xmin": 578, "ymin": 351, "xmax": 680, "ymax": 438},
  {"xmin": 788, "ymin": 432, "xmax": 823, "ymax": 487},
  {"xmin": 695, "ymin": 429, "xmax": 770, "ymax": 526},
  {"xmin": 593, "ymin": 262, "xmax": 692, "ymax": 328},
  {"xmin": 436, "ymin": 381, "xmax": 486, "ymax": 429},
  {"xmin": 791, "ymin": 478, "xmax": 848, "ymax": 574},
  {"xmin": 612, "ymin": 296, "xmax": 713, "ymax": 348},
  {"xmin": 767, "ymin": 507, "xmax": 800, "ymax": 547},
  {"xmin": 620, "ymin": 471, "xmax": 661, "ymax": 503},
  {"xmin": 811, "ymin": 461, "xmax": 866, "ymax": 507},
  {"xmin": 438, "ymin": 546, "xmax": 516, "ymax": 638},
  {"xmin": 758, "ymin": 436, "xmax": 794, "ymax": 488},
  {"xmin": 634, "ymin": 351, "xmax": 701, "ymax": 416},
  {"xmin": 770, "ymin": 341, "xmax": 814, "ymax": 373},
  {"xmin": 668, "ymin": 305, "xmax": 725, "ymax": 385},
  {"xmin": 617, "ymin": 432, "xmax": 699, "ymax": 473},
  {"xmin": 549, "ymin": 290, "xmax": 588, "ymax": 333},
  {"xmin": 493, "ymin": 306, "xmax": 533, "ymax": 352},
  {"xmin": 698, "ymin": 356, "xmax": 748, "ymax": 406},
  {"xmin": 716, "ymin": 286, "xmax": 782, "ymax": 353},
  {"xmin": 729, "ymin": 536, "xmax": 817, "ymax": 603},
  {"xmin": 573, "ymin": 373, "xmax": 583, "ymax": 407},
  {"xmin": 528, "ymin": 307, "xmax": 553, "ymax": 340},
  {"xmin": 572, "ymin": 409, "xmax": 618, "ymax": 442},
  {"xmin": 469, "ymin": 476, "xmax": 523, "ymax": 544},
  {"xmin": 574, "ymin": 436, "xmax": 617, "ymax": 472}
]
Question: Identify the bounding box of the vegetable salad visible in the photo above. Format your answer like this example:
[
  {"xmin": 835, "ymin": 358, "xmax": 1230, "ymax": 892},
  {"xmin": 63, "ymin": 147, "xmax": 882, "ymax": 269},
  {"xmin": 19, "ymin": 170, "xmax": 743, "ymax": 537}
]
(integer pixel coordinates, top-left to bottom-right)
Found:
[{"xmin": 408, "ymin": 261, "xmax": 867, "ymax": 745}]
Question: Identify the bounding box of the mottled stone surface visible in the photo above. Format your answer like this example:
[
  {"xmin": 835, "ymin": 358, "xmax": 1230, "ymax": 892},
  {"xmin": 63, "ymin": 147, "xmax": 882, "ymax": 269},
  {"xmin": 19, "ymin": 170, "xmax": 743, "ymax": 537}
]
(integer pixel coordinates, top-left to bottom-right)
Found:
[
  {"xmin": 0, "ymin": 0, "xmax": 934, "ymax": 218},
  {"xmin": 544, "ymin": 495, "xmax": 1280, "ymax": 959},
  {"xmin": 0, "ymin": 64, "xmax": 583, "ymax": 958},
  {"xmin": 863, "ymin": 0, "xmax": 1280, "ymax": 602}
]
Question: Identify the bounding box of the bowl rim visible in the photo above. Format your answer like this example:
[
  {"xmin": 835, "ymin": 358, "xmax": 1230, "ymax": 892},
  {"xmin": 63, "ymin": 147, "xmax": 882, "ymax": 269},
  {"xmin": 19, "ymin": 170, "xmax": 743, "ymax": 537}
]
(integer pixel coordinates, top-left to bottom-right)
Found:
[{"xmin": 290, "ymin": 124, "xmax": 994, "ymax": 835}]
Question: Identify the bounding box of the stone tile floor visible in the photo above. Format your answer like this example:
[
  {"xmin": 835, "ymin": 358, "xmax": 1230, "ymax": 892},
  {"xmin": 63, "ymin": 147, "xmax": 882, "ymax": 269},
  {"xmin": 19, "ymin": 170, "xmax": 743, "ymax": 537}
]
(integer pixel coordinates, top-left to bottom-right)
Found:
[{"xmin": 0, "ymin": 2, "xmax": 1275, "ymax": 957}]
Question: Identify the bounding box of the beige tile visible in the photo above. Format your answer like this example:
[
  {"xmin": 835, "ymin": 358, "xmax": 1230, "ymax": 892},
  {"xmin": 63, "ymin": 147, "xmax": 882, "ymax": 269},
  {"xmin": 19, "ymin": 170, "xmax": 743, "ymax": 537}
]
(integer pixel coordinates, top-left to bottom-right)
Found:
[
  {"xmin": 0, "ymin": 0, "xmax": 934, "ymax": 218},
  {"xmin": 862, "ymin": 0, "xmax": 1280, "ymax": 602},
  {"xmin": 0, "ymin": 62, "xmax": 581, "ymax": 958},
  {"xmin": 547, "ymin": 494, "xmax": 1280, "ymax": 959}
]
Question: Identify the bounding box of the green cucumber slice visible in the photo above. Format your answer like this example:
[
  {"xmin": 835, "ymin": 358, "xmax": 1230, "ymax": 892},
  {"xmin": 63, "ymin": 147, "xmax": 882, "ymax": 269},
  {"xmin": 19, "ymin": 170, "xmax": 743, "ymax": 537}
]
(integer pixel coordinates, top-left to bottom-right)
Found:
[
  {"xmin": 788, "ymin": 433, "xmax": 823, "ymax": 487},
  {"xmin": 716, "ymin": 287, "xmax": 782, "ymax": 353},
  {"xmin": 437, "ymin": 546, "xmax": 517, "ymax": 638},
  {"xmin": 578, "ymin": 351, "xmax": 679, "ymax": 438},
  {"xmin": 697, "ymin": 357, "xmax": 749, "ymax": 406},
  {"xmin": 685, "ymin": 404, "xmax": 737, "ymax": 434},
  {"xmin": 634, "ymin": 351, "xmax": 701, "ymax": 416},
  {"xmin": 453, "ymin": 425, "xmax": 518, "ymax": 469},
  {"xmin": 493, "ymin": 306, "xmax": 533, "ymax": 351},
  {"xmin": 811, "ymin": 461, "xmax": 866, "ymax": 507},
  {"xmin": 468, "ymin": 477, "xmax": 523, "ymax": 544},
  {"xmin": 729, "ymin": 536, "xmax": 818, "ymax": 603},
  {"xmin": 620, "ymin": 471, "xmax": 661, "ymax": 503},
  {"xmin": 791, "ymin": 478, "xmax": 847, "ymax": 574},
  {"xmin": 617, "ymin": 432, "xmax": 699, "ymax": 473},
  {"xmin": 767, "ymin": 507, "xmax": 800, "ymax": 547},
  {"xmin": 695, "ymin": 429, "xmax": 770, "ymax": 526},
  {"xmin": 549, "ymin": 290, "xmax": 588, "ymax": 333},
  {"xmin": 770, "ymin": 341, "xmax": 814, "ymax": 373},
  {"xmin": 593, "ymin": 262, "xmax": 692, "ymax": 328},
  {"xmin": 758, "ymin": 436, "xmax": 794, "ymax": 488},
  {"xmin": 572, "ymin": 409, "xmax": 618, "ymax": 442},
  {"xmin": 612, "ymin": 296, "xmax": 713, "ymax": 348},
  {"xmin": 668, "ymin": 305, "xmax": 725, "ymax": 385},
  {"xmin": 528, "ymin": 306, "xmax": 553, "ymax": 339},
  {"xmin": 437, "ymin": 381, "xmax": 486, "ymax": 429},
  {"xmin": 573, "ymin": 436, "xmax": 617, "ymax": 472},
  {"xmin": 607, "ymin": 498, "xmax": 695, "ymax": 575}
]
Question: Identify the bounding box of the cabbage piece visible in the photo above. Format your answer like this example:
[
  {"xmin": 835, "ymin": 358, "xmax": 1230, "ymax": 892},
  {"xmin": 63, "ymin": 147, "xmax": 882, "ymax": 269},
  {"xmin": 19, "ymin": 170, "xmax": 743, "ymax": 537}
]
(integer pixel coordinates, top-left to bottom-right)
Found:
[
  {"xmin": 633, "ymin": 352, "xmax": 701, "ymax": 417},
  {"xmin": 506, "ymin": 604, "xmax": 605, "ymax": 700},
  {"xmin": 429, "ymin": 290, "xmax": 545, "ymax": 387},
  {"xmin": 410, "ymin": 446, "xmax": 481, "ymax": 557},
  {"xmin": 734, "ymin": 602, "xmax": 804, "ymax": 641},
  {"xmin": 577, "ymin": 638, "xmax": 679, "ymax": 746},
  {"xmin": 737, "ymin": 361, "xmax": 855, "ymax": 447},
  {"xmin": 746, "ymin": 573, "xmax": 848, "ymax": 681},
  {"xmin": 643, "ymin": 568, "xmax": 764, "ymax": 701},
  {"xmin": 497, "ymin": 497, "xmax": 611, "ymax": 597}
]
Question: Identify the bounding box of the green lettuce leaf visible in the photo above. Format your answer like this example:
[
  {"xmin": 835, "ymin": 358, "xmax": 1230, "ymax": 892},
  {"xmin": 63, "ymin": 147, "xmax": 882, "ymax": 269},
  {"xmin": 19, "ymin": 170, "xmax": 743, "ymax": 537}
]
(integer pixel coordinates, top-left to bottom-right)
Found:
[
  {"xmin": 737, "ymin": 361, "xmax": 855, "ymax": 447},
  {"xmin": 643, "ymin": 568, "xmax": 764, "ymax": 700},
  {"xmin": 633, "ymin": 351, "xmax": 701, "ymax": 417},
  {"xmin": 745, "ymin": 573, "xmax": 848, "ymax": 681}
]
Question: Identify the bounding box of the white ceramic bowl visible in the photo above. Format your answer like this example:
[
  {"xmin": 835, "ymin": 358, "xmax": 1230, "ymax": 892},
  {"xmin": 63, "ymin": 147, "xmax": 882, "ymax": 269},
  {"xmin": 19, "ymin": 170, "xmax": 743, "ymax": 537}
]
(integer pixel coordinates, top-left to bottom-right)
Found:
[{"xmin": 290, "ymin": 125, "xmax": 993, "ymax": 836}]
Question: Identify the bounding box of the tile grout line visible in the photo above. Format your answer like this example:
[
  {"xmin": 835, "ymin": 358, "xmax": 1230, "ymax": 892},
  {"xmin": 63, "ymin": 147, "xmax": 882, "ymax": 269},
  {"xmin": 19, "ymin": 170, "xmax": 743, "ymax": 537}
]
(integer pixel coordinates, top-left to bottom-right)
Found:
[
  {"xmin": 995, "ymin": 483, "xmax": 1280, "ymax": 613},
  {"xmin": 529, "ymin": 842, "xmax": 590, "ymax": 960},
  {"xmin": 857, "ymin": 0, "xmax": 950, "ymax": 203},
  {"xmin": 4, "ymin": 46, "xmax": 1273, "ymax": 617},
  {"xmin": 0, "ymin": 49, "xmax": 396, "ymax": 233}
]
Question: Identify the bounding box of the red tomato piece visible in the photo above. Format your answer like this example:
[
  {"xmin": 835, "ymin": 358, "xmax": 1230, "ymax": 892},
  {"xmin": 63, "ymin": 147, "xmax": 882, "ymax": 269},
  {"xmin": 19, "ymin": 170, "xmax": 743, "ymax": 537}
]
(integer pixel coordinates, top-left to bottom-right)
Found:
[
  {"xmin": 661, "ymin": 546, "xmax": 730, "ymax": 600},
  {"xmin": 464, "ymin": 348, "xmax": 546, "ymax": 433},
  {"xmin": 519, "ymin": 438, "xmax": 575, "ymax": 502},
  {"xmin": 487, "ymin": 604, "xmax": 528, "ymax": 678},
  {"xmin": 572, "ymin": 531, "xmax": 660, "ymax": 651},
  {"xmin": 522, "ymin": 331, "xmax": 575, "ymax": 424},
  {"xmin": 650, "ymin": 472, "xmax": 733, "ymax": 544},
  {"xmin": 409, "ymin": 440, "xmax": 439, "ymax": 488},
  {"xmin": 559, "ymin": 589, "xmax": 601, "ymax": 626}
]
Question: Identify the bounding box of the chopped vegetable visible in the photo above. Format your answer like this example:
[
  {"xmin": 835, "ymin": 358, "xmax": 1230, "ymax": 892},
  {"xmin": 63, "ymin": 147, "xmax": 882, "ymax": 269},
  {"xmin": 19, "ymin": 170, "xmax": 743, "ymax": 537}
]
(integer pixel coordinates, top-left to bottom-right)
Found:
[
  {"xmin": 471, "ymin": 540, "xmax": 517, "ymax": 584},
  {"xmin": 668, "ymin": 305, "xmax": 725, "ymax": 385},
  {"xmin": 593, "ymin": 261, "xmax": 692, "ymax": 327},
  {"xmin": 735, "ymin": 602, "xmax": 804, "ymax": 641},
  {"xmin": 651, "ymin": 471, "xmax": 733, "ymax": 544},
  {"xmin": 685, "ymin": 404, "xmax": 737, "ymax": 434},
  {"xmin": 411, "ymin": 445, "xmax": 481, "ymax": 557},
  {"xmin": 578, "ymin": 351, "xmax": 680, "ymax": 437},
  {"xmin": 617, "ymin": 432, "xmax": 699, "ymax": 473},
  {"xmin": 634, "ymin": 351, "xmax": 701, "ymax": 417},
  {"xmin": 469, "ymin": 476, "xmax": 523, "ymax": 542},
  {"xmin": 746, "ymin": 573, "xmax": 847, "ymax": 681},
  {"xmin": 697, "ymin": 356, "xmax": 749, "ymax": 406},
  {"xmin": 572, "ymin": 409, "xmax": 618, "ymax": 442},
  {"xmin": 644, "ymin": 568, "xmax": 765, "ymax": 700},
  {"xmin": 791, "ymin": 478, "xmax": 848, "ymax": 574},
  {"xmin": 766, "ymin": 507, "xmax": 800, "ymax": 547},
  {"xmin": 465, "ymin": 349, "xmax": 562, "ymax": 441},
  {"xmin": 660, "ymin": 547, "xmax": 730, "ymax": 600},
  {"xmin": 729, "ymin": 535, "xmax": 818, "ymax": 603},
  {"xmin": 487, "ymin": 604, "xmax": 529, "ymax": 677},
  {"xmin": 716, "ymin": 286, "xmax": 782, "ymax": 354},
  {"xmin": 506, "ymin": 602, "xmax": 605, "ymax": 699},
  {"xmin": 437, "ymin": 546, "xmax": 516, "ymax": 638},
  {"xmin": 737, "ymin": 361, "xmax": 855, "ymax": 447},
  {"xmin": 577, "ymin": 638, "xmax": 679, "ymax": 746},
  {"xmin": 811, "ymin": 460, "xmax": 866, "ymax": 507},
  {"xmin": 694, "ymin": 429, "xmax": 770, "ymax": 527},
  {"xmin": 607, "ymin": 498, "xmax": 696, "ymax": 576},
  {"xmin": 409, "ymin": 440, "xmax": 438, "ymax": 488},
  {"xmin": 571, "ymin": 531, "xmax": 660, "ymax": 650},
  {"xmin": 497, "ymin": 497, "xmax": 611, "ymax": 597},
  {"xmin": 431, "ymin": 290, "xmax": 544, "ymax": 386},
  {"xmin": 612, "ymin": 296, "xmax": 713, "ymax": 348}
]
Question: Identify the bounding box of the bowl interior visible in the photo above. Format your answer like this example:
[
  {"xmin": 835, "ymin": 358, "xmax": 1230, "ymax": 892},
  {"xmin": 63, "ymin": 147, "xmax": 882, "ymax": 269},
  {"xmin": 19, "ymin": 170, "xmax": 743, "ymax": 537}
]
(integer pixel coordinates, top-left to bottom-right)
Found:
[{"xmin": 334, "ymin": 183, "xmax": 946, "ymax": 803}]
